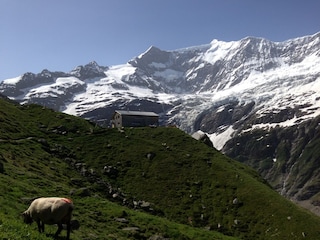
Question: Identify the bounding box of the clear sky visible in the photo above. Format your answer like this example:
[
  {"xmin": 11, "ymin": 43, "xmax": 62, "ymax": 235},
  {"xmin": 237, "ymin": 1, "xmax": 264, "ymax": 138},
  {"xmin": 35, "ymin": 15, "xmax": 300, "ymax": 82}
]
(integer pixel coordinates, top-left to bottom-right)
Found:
[{"xmin": 1, "ymin": 0, "xmax": 319, "ymax": 81}]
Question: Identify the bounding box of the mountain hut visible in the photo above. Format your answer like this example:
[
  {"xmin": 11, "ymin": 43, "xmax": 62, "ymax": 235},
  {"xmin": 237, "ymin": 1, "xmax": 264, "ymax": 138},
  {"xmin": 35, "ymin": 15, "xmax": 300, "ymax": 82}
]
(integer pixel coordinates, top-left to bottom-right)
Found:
[{"xmin": 112, "ymin": 110, "xmax": 159, "ymax": 128}]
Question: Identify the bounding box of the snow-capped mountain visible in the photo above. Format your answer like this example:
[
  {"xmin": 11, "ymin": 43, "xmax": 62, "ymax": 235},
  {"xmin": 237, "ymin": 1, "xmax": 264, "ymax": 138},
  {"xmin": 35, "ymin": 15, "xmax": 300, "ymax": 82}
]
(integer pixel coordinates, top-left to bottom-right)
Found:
[{"xmin": 1, "ymin": 32, "xmax": 320, "ymax": 213}]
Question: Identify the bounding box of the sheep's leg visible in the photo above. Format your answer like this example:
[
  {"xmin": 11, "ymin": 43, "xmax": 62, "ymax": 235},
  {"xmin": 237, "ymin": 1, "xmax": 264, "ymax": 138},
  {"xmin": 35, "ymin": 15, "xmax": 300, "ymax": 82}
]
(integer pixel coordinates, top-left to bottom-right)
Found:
[
  {"xmin": 54, "ymin": 223, "xmax": 63, "ymax": 238},
  {"xmin": 36, "ymin": 220, "xmax": 42, "ymax": 232},
  {"xmin": 41, "ymin": 221, "xmax": 45, "ymax": 233},
  {"xmin": 66, "ymin": 221, "xmax": 71, "ymax": 240}
]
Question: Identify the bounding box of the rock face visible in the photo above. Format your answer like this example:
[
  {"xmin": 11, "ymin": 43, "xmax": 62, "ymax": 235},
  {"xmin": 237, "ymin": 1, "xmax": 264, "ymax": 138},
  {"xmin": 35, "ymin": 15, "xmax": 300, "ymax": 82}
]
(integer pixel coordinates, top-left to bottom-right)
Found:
[
  {"xmin": 1, "ymin": 32, "xmax": 320, "ymax": 213},
  {"xmin": 223, "ymin": 115, "xmax": 320, "ymax": 202}
]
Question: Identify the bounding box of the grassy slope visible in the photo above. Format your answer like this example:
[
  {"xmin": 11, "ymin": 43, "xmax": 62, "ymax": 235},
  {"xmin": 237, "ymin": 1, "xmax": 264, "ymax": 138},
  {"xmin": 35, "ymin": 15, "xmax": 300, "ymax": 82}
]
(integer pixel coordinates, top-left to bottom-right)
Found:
[
  {"xmin": 0, "ymin": 100, "xmax": 236, "ymax": 240},
  {"xmin": 67, "ymin": 127, "xmax": 320, "ymax": 239},
  {"xmin": 0, "ymin": 99, "xmax": 320, "ymax": 239}
]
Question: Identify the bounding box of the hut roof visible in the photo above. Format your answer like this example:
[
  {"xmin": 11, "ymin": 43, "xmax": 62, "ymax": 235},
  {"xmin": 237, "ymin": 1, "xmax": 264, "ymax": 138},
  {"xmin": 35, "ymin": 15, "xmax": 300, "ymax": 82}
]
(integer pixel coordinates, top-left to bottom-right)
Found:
[{"xmin": 115, "ymin": 110, "xmax": 159, "ymax": 117}]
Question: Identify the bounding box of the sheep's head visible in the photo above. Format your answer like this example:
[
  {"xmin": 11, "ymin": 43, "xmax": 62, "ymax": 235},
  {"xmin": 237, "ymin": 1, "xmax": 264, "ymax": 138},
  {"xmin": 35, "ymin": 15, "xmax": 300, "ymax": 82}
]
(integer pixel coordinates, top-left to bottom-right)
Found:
[{"xmin": 22, "ymin": 211, "xmax": 33, "ymax": 224}]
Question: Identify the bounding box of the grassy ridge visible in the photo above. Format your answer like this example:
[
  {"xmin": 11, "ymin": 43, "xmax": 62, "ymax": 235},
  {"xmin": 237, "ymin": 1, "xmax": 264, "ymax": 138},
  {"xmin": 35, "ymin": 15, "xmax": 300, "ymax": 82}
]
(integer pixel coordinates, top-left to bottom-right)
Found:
[{"xmin": 0, "ymin": 99, "xmax": 320, "ymax": 239}]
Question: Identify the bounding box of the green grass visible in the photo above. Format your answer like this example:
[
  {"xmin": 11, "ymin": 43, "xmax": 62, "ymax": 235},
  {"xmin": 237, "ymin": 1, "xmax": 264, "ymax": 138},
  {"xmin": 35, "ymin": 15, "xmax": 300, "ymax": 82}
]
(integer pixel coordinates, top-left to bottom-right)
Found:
[{"xmin": 1, "ymin": 99, "xmax": 320, "ymax": 239}]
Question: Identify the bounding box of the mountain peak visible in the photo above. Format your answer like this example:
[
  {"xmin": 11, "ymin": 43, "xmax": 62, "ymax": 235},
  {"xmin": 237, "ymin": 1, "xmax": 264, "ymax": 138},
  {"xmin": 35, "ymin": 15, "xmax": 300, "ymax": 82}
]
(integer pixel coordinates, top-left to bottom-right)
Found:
[
  {"xmin": 129, "ymin": 45, "xmax": 171, "ymax": 68},
  {"xmin": 70, "ymin": 61, "xmax": 107, "ymax": 80},
  {"xmin": 136, "ymin": 45, "xmax": 168, "ymax": 61},
  {"xmin": 141, "ymin": 46, "xmax": 163, "ymax": 56}
]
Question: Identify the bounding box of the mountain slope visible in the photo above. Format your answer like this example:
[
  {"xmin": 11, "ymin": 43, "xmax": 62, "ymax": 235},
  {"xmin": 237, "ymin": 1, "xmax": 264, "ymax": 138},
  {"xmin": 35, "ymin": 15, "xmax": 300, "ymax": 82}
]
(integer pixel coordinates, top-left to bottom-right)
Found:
[
  {"xmin": 1, "ymin": 98, "xmax": 320, "ymax": 239},
  {"xmin": 0, "ymin": 96, "xmax": 235, "ymax": 240},
  {"xmin": 1, "ymin": 32, "xmax": 320, "ymax": 213}
]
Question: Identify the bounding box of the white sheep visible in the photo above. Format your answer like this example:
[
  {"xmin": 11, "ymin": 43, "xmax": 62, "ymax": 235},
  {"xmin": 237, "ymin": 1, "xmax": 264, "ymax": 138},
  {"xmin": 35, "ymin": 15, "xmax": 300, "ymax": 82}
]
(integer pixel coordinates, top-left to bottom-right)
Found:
[{"xmin": 22, "ymin": 197, "xmax": 74, "ymax": 239}]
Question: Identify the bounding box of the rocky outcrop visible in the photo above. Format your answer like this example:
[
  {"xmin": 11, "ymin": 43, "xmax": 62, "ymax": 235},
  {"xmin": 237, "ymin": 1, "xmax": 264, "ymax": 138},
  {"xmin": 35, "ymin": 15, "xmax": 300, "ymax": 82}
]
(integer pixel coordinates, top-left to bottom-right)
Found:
[{"xmin": 69, "ymin": 61, "xmax": 107, "ymax": 80}]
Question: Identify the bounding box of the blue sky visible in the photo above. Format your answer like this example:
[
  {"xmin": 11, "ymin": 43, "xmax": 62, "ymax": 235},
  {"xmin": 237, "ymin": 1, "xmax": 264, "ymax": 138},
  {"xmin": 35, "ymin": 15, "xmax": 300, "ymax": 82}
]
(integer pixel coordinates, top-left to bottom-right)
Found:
[{"xmin": 1, "ymin": 0, "xmax": 319, "ymax": 81}]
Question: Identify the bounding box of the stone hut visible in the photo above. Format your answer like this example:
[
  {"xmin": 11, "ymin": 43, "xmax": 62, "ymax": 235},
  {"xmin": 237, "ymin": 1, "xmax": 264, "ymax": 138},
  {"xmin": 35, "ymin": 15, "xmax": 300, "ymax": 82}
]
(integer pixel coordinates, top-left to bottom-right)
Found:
[{"xmin": 112, "ymin": 110, "xmax": 159, "ymax": 128}]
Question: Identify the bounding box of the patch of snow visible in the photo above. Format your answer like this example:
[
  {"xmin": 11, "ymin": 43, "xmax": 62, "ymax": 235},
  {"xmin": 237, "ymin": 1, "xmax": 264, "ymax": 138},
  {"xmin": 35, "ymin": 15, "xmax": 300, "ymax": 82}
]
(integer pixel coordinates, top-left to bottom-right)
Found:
[
  {"xmin": 216, "ymin": 106, "xmax": 225, "ymax": 113},
  {"xmin": 106, "ymin": 64, "xmax": 136, "ymax": 78},
  {"xmin": 154, "ymin": 69, "xmax": 184, "ymax": 82},
  {"xmin": 2, "ymin": 76, "xmax": 22, "ymax": 85},
  {"xmin": 149, "ymin": 62, "xmax": 166, "ymax": 69},
  {"xmin": 209, "ymin": 126, "xmax": 235, "ymax": 150},
  {"xmin": 203, "ymin": 40, "xmax": 240, "ymax": 64},
  {"xmin": 194, "ymin": 63, "xmax": 205, "ymax": 71},
  {"xmin": 24, "ymin": 77, "xmax": 83, "ymax": 99}
]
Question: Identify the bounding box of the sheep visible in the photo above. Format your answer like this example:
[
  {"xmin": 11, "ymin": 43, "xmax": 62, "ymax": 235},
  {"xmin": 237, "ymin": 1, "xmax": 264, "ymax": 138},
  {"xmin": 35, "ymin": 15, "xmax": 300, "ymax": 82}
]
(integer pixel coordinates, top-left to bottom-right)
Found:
[{"xmin": 22, "ymin": 197, "xmax": 74, "ymax": 239}]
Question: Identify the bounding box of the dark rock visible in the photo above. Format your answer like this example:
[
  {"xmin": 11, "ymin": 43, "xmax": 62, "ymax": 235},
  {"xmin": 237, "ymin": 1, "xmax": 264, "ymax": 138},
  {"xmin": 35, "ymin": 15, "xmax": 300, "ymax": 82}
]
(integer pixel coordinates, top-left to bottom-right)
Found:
[
  {"xmin": 223, "ymin": 115, "xmax": 320, "ymax": 207},
  {"xmin": 122, "ymin": 227, "xmax": 140, "ymax": 232},
  {"xmin": 103, "ymin": 165, "xmax": 118, "ymax": 178},
  {"xmin": 146, "ymin": 152, "xmax": 156, "ymax": 160},
  {"xmin": 0, "ymin": 162, "xmax": 4, "ymax": 174},
  {"xmin": 70, "ymin": 61, "xmax": 107, "ymax": 80}
]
